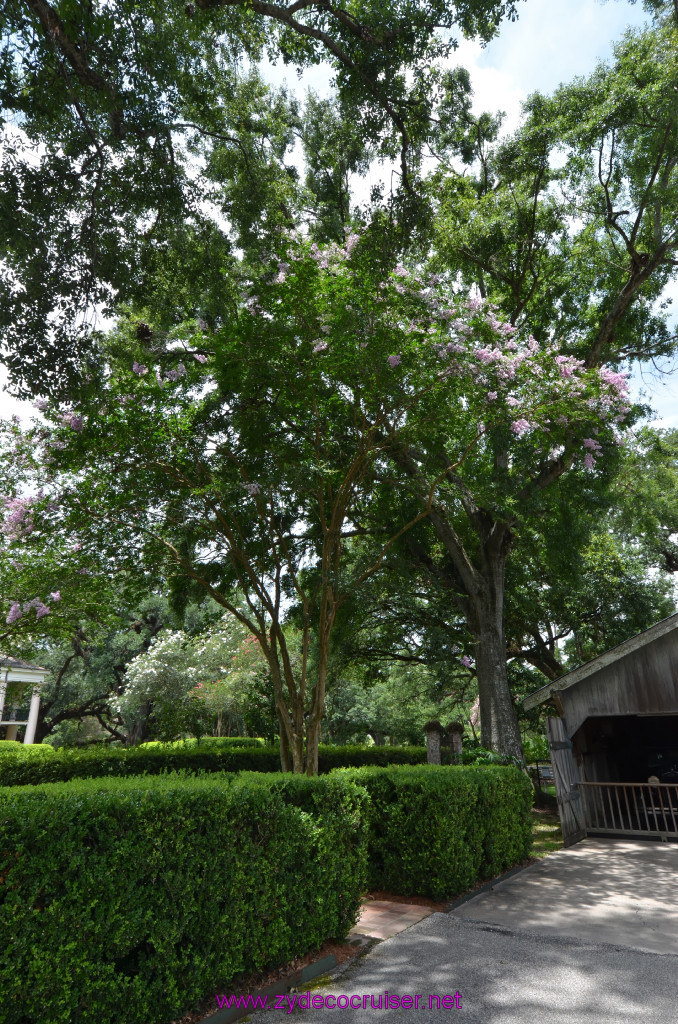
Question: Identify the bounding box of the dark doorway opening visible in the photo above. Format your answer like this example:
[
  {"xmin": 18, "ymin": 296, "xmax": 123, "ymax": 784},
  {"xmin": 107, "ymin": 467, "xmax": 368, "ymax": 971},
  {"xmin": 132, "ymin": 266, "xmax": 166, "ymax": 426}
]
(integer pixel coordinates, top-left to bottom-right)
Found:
[{"xmin": 574, "ymin": 715, "xmax": 678, "ymax": 784}]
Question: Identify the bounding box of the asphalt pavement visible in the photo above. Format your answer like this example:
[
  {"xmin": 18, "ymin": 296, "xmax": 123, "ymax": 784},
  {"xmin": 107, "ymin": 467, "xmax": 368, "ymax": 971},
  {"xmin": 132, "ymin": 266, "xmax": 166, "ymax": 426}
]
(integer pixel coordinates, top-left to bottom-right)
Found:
[{"xmin": 241, "ymin": 838, "xmax": 678, "ymax": 1024}]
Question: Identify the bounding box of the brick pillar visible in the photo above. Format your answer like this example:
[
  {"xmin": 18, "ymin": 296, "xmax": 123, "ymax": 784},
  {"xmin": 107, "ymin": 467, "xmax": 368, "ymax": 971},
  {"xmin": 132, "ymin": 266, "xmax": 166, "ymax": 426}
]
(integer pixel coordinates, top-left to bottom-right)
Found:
[
  {"xmin": 424, "ymin": 721, "xmax": 444, "ymax": 764},
  {"xmin": 446, "ymin": 722, "xmax": 464, "ymax": 764}
]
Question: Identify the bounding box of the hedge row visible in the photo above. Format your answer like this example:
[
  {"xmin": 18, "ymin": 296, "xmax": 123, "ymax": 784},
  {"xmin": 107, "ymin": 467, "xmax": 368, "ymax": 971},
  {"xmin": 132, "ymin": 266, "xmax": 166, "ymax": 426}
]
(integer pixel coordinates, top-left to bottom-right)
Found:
[
  {"xmin": 0, "ymin": 742, "xmax": 444, "ymax": 786},
  {"xmin": 343, "ymin": 764, "xmax": 533, "ymax": 900},
  {"xmin": 0, "ymin": 772, "xmax": 368, "ymax": 1024},
  {"xmin": 139, "ymin": 736, "xmax": 266, "ymax": 749},
  {"xmin": 0, "ymin": 740, "xmax": 54, "ymax": 756}
]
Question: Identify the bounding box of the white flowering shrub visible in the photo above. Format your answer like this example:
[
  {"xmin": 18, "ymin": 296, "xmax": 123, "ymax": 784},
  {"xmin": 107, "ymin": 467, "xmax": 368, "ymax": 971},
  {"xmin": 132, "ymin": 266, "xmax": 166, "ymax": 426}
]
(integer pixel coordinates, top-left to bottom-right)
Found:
[{"xmin": 119, "ymin": 614, "xmax": 268, "ymax": 741}]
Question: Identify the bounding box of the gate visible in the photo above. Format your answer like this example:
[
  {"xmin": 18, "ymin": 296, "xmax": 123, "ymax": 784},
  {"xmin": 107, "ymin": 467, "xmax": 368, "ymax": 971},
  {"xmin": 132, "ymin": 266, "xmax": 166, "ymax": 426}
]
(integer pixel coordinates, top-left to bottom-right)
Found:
[
  {"xmin": 579, "ymin": 782, "xmax": 678, "ymax": 839},
  {"xmin": 546, "ymin": 717, "xmax": 586, "ymax": 846}
]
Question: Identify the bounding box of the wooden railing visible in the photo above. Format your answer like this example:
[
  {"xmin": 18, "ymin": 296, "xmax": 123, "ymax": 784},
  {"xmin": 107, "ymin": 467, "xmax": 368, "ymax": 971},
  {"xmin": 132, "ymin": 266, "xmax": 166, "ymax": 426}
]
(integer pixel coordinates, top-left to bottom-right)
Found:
[{"xmin": 579, "ymin": 781, "xmax": 678, "ymax": 837}]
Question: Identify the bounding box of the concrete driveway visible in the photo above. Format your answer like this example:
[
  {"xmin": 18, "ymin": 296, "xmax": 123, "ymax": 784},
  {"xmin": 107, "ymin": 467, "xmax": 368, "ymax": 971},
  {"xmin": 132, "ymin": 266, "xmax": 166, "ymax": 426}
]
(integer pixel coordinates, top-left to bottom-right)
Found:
[
  {"xmin": 242, "ymin": 839, "xmax": 678, "ymax": 1024},
  {"xmin": 451, "ymin": 838, "xmax": 678, "ymax": 955}
]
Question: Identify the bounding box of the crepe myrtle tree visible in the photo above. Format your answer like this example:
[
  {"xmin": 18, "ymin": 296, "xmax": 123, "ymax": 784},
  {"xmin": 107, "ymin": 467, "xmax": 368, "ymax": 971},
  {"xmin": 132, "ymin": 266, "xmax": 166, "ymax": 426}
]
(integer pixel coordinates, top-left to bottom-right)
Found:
[
  {"xmin": 2, "ymin": 233, "xmax": 632, "ymax": 767},
  {"xmin": 373, "ymin": 288, "xmax": 632, "ymax": 760}
]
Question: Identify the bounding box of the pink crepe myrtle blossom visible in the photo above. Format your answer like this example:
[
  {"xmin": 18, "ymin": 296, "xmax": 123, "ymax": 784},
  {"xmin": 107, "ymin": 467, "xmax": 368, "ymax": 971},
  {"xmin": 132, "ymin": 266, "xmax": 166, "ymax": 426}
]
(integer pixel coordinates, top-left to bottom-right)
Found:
[
  {"xmin": 132, "ymin": 362, "xmax": 148, "ymax": 376},
  {"xmin": 506, "ymin": 396, "xmax": 520, "ymax": 407},
  {"xmin": 554, "ymin": 354, "xmax": 583, "ymax": 378},
  {"xmin": 34, "ymin": 398, "xmax": 49, "ymax": 411},
  {"xmin": 193, "ymin": 353, "xmax": 208, "ymax": 364},
  {"xmin": 388, "ymin": 354, "xmax": 401, "ymax": 368},
  {"xmin": 598, "ymin": 367, "xmax": 630, "ymax": 397},
  {"xmin": 5, "ymin": 602, "xmax": 22, "ymax": 624},
  {"xmin": 1, "ymin": 497, "xmax": 35, "ymax": 540},
  {"xmin": 244, "ymin": 482, "xmax": 262, "ymax": 496},
  {"xmin": 313, "ymin": 340, "xmax": 329, "ymax": 353},
  {"xmin": 68, "ymin": 416, "xmax": 84, "ymax": 432},
  {"xmin": 23, "ymin": 597, "xmax": 51, "ymax": 619},
  {"xmin": 511, "ymin": 419, "xmax": 532, "ymax": 436},
  {"xmin": 583, "ymin": 438, "xmax": 602, "ymax": 452},
  {"xmin": 487, "ymin": 391, "xmax": 498, "ymax": 401},
  {"xmin": 583, "ymin": 453, "xmax": 596, "ymax": 470},
  {"xmin": 50, "ymin": 591, "xmax": 61, "ymax": 602},
  {"xmin": 460, "ymin": 655, "xmax": 473, "ymax": 668}
]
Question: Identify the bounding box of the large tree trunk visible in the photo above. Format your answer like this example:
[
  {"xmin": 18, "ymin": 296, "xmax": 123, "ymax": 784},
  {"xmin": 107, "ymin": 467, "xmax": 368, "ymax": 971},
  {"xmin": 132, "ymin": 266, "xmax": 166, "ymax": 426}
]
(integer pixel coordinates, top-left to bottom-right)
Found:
[
  {"xmin": 126, "ymin": 701, "xmax": 152, "ymax": 745},
  {"xmin": 472, "ymin": 561, "xmax": 524, "ymax": 763},
  {"xmin": 278, "ymin": 710, "xmax": 292, "ymax": 771}
]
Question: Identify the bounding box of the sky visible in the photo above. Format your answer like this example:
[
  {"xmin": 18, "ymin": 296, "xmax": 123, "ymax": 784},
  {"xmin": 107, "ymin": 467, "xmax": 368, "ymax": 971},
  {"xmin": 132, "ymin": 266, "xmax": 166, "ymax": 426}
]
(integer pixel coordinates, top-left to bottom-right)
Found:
[{"xmin": 1, "ymin": 0, "xmax": 676, "ymax": 427}]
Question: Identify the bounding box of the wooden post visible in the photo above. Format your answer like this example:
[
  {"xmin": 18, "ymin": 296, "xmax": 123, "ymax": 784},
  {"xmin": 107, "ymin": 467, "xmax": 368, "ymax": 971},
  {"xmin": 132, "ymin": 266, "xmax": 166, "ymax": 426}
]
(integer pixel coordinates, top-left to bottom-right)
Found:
[
  {"xmin": 446, "ymin": 722, "xmax": 464, "ymax": 763},
  {"xmin": 546, "ymin": 716, "xmax": 586, "ymax": 846},
  {"xmin": 424, "ymin": 721, "xmax": 444, "ymax": 764}
]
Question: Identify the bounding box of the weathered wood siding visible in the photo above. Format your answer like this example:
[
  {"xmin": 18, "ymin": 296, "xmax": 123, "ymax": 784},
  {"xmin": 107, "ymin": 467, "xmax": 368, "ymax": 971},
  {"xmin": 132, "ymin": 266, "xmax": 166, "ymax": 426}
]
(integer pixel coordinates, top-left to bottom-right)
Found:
[
  {"xmin": 547, "ymin": 717, "xmax": 586, "ymax": 846},
  {"xmin": 562, "ymin": 628, "xmax": 678, "ymax": 738}
]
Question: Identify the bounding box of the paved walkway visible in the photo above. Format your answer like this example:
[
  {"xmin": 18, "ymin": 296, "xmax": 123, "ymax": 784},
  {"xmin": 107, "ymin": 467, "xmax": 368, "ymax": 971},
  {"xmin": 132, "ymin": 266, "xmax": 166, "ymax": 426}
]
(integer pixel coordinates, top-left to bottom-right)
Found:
[
  {"xmin": 243, "ymin": 839, "xmax": 678, "ymax": 1024},
  {"xmin": 350, "ymin": 901, "xmax": 435, "ymax": 941}
]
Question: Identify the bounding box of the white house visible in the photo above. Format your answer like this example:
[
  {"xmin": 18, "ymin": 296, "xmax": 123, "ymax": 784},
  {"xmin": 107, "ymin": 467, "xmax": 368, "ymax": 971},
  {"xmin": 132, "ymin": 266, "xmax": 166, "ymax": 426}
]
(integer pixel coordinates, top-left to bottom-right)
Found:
[{"xmin": 0, "ymin": 655, "xmax": 48, "ymax": 744}]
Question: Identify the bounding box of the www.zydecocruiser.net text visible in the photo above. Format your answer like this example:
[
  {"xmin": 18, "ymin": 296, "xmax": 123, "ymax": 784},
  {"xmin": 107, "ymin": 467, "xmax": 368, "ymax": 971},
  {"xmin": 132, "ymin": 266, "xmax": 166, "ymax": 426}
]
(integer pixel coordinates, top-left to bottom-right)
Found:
[{"xmin": 215, "ymin": 991, "xmax": 462, "ymax": 1012}]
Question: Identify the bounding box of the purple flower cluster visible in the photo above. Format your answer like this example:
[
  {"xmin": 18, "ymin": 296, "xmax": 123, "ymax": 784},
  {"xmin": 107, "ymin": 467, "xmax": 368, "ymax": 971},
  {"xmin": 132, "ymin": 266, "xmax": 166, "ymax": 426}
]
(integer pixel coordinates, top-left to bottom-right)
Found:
[
  {"xmin": 5, "ymin": 595, "xmax": 55, "ymax": 625},
  {"xmin": 1, "ymin": 497, "xmax": 35, "ymax": 540}
]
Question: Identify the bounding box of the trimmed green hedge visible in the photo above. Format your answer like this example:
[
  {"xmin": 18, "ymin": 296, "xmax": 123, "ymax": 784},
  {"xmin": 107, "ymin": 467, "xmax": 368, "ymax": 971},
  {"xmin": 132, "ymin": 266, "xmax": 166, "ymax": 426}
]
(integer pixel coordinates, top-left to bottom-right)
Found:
[
  {"xmin": 0, "ymin": 742, "xmax": 442, "ymax": 786},
  {"xmin": 0, "ymin": 740, "xmax": 53, "ymax": 756},
  {"xmin": 0, "ymin": 772, "xmax": 368, "ymax": 1024},
  {"xmin": 340, "ymin": 764, "xmax": 533, "ymax": 901},
  {"xmin": 138, "ymin": 736, "xmax": 266, "ymax": 749}
]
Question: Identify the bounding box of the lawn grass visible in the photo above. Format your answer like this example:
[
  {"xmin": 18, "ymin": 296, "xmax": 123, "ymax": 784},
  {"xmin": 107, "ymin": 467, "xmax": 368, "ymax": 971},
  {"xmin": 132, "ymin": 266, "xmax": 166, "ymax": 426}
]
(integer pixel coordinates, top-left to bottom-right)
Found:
[{"xmin": 531, "ymin": 808, "xmax": 563, "ymax": 858}]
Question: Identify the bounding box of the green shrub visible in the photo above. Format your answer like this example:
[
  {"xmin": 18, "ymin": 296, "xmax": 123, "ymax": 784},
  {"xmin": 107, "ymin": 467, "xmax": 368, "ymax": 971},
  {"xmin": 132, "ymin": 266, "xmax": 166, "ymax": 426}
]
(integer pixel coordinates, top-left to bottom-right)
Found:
[
  {"xmin": 339, "ymin": 764, "xmax": 533, "ymax": 901},
  {"xmin": 318, "ymin": 744, "xmax": 447, "ymax": 771},
  {"xmin": 0, "ymin": 742, "xmax": 440, "ymax": 786},
  {"xmin": 522, "ymin": 735, "xmax": 550, "ymax": 763},
  {"xmin": 138, "ymin": 736, "xmax": 266, "ymax": 749},
  {"xmin": 0, "ymin": 741, "xmax": 53, "ymax": 756},
  {"xmin": 0, "ymin": 772, "xmax": 368, "ymax": 1024},
  {"xmin": 460, "ymin": 744, "xmax": 512, "ymax": 765}
]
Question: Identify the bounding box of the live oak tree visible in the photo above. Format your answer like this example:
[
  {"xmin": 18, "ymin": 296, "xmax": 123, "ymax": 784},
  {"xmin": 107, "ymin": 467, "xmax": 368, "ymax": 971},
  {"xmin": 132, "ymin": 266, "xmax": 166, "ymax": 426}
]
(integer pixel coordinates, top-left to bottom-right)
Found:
[
  {"xmin": 429, "ymin": 21, "xmax": 678, "ymax": 366},
  {"xmin": 0, "ymin": 0, "xmax": 523, "ymax": 396}
]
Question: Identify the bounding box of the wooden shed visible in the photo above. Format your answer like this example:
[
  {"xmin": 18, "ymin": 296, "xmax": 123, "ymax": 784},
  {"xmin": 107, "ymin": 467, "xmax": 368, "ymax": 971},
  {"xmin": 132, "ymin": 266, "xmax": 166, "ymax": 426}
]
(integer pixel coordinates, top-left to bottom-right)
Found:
[{"xmin": 523, "ymin": 612, "xmax": 678, "ymax": 845}]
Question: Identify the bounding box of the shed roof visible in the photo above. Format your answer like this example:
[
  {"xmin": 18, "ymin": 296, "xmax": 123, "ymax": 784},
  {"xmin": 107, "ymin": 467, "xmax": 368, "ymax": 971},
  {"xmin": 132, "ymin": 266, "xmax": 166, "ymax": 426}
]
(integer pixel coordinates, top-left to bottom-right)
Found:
[{"xmin": 523, "ymin": 611, "xmax": 678, "ymax": 712}]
